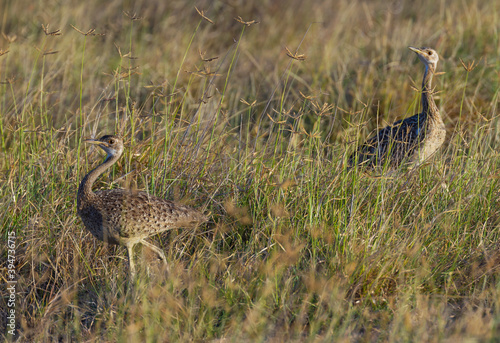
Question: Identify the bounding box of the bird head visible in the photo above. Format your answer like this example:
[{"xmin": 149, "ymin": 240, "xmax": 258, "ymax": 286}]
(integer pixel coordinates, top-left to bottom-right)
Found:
[
  {"xmin": 408, "ymin": 46, "xmax": 439, "ymax": 68},
  {"xmin": 85, "ymin": 135, "xmax": 124, "ymax": 160}
]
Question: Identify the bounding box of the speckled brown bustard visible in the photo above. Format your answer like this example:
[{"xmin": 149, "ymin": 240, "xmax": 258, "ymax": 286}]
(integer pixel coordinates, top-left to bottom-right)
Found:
[
  {"xmin": 350, "ymin": 47, "xmax": 446, "ymax": 169},
  {"xmin": 77, "ymin": 135, "xmax": 207, "ymax": 276}
]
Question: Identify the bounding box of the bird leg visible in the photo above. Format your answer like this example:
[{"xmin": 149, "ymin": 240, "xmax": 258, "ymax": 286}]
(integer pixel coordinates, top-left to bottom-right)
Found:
[
  {"xmin": 140, "ymin": 239, "xmax": 167, "ymax": 265},
  {"xmin": 126, "ymin": 243, "xmax": 136, "ymax": 277}
]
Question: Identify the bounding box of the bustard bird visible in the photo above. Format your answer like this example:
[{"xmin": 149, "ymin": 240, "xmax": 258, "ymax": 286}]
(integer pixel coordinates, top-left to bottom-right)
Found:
[
  {"xmin": 349, "ymin": 47, "xmax": 446, "ymax": 169},
  {"xmin": 77, "ymin": 135, "xmax": 207, "ymax": 276}
]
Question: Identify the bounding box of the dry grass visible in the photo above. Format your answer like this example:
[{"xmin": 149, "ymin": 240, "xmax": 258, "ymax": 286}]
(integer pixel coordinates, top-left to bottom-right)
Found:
[{"xmin": 1, "ymin": 0, "xmax": 500, "ymax": 341}]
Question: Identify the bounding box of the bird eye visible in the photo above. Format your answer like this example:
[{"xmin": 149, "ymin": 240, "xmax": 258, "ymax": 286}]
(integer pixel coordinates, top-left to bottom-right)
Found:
[
  {"xmin": 109, "ymin": 139, "xmax": 115, "ymax": 144},
  {"xmin": 427, "ymin": 51, "xmax": 432, "ymax": 55}
]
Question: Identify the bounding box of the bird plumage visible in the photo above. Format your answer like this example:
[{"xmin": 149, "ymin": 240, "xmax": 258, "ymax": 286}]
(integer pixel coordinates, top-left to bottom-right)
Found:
[
  {"xmin": 350, "ymin": 47, "xmax": 446, "ymax": 169},
  {"xmin": 77, "ymin": 135, "xmax": 207, "ymax": 276}
]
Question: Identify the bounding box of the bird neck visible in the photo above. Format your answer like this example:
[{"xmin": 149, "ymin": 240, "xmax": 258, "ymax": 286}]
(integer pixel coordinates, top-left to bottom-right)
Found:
[
  {"xmin": 77, "ymin": 153, "xmax": 120, "ymax": 207},
  {"xmin": 421, "ymin": 64, "xmax": 439, "ymax": 121}
]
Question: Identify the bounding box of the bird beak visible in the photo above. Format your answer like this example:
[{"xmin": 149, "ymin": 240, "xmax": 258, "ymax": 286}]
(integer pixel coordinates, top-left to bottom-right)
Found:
[
  {"xmin": 84, "ymin": 139, "xmax": 109, "ymax": 147},
  {"xmin": 408, "ymin": 46, "xmax": 424, "ymax": 56}
]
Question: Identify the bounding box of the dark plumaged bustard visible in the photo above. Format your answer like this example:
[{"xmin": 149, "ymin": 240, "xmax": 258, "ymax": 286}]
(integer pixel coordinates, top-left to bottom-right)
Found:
[
  {"xmin": 77, "ymin": 135, "xmax": 207, "ymax": 276},
  {"xmin": 349, "ymin": 47, "xmax": 446, "ymax": 169}
]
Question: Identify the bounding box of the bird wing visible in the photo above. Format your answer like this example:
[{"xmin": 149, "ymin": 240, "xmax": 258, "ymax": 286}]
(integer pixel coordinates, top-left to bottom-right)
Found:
[
  {"xmin": 94, "ymin": 189, "xmax": 207, "ymax": 240},
  {"xmin": 350, "ymin": 113, "xmax": 425, "ymax": 167}
]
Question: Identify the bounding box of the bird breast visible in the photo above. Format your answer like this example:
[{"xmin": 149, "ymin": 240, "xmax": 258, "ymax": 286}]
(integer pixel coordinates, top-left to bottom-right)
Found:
[{"xmin": 417, "ymin": 121, "xmax": 446, "ymax": 162}]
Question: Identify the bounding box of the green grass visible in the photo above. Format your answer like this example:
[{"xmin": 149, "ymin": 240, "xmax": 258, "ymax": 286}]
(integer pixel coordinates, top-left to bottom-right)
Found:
[{"xmin": 1, "ymin": 0, "xmax": 500, "ymax": 341}]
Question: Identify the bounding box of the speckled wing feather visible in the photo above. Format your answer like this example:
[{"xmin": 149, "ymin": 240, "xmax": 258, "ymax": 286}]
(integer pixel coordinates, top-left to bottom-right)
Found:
[{"xmin": 79, "ymin": 189, "xmax": 207, "ymax": 245}]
